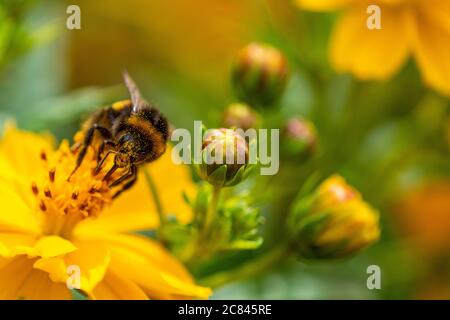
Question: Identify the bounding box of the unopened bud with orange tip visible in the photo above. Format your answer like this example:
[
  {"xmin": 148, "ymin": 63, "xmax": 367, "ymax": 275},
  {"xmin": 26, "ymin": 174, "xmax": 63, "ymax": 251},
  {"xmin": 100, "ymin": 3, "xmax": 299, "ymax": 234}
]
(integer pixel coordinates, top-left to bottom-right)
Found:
[
  {"xmin": 196, "ymin": 128, "xmax": 255, "ymax": 188},
  {"xmin": 231, "ymin": 42, "xmax": 289, "ymax": 107},
  {"xmin": 282, "ymin": 117, "xmax": 317, "ymax": 158},
  {"xmin": 222, "ymin": 103, "xmax": 261, "ymax": 130},
  {"xmin": 288, "ymin": 175, "xmax": 380, "ymax": 259}
]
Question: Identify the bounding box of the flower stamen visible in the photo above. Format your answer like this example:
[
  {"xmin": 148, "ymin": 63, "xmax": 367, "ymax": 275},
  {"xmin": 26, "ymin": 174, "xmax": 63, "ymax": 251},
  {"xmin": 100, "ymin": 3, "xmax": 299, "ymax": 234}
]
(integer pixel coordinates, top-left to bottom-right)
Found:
[
  {"xmin": 40, "ymin": 150, "xmax": 47, "ymax": 162},
  {"xmin": 72, "ymin": 190, "xmax": 79, "ymax": 200},
  {"xmin": 31, "ymin": 140, "xmax": 124, "ymax": 238},
  {"xmin": 49, "ymin": 168, "xmax": 56, "ymax": 182},
  {"xmin": 31, "ymin": 182, "xmax": 39, "ymax": 195},
  {"xmin": 44, "ymin": 186, "xmax": 52, "ymax": 198},
  {"xmin": 39, "ymin": 200, "xmax": 47, "ymax": 212}
]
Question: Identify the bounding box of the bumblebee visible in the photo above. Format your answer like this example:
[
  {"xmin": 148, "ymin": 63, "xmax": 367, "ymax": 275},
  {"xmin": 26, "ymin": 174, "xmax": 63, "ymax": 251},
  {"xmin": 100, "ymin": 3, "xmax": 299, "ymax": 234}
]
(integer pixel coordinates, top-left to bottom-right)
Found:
[{"xmin": 70, "ymin": 71, "xmax": 169, "ymax": 198}]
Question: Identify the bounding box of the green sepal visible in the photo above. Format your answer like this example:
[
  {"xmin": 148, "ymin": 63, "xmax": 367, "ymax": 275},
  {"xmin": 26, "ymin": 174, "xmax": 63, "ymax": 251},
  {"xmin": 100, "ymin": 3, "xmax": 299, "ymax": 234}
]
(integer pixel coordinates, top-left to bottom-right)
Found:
[
  {"xmin": 225, "ymin": 164, "xmax": 246, "ymax": 187},
  {"xmin": 207, "ymin": 164, "xmax": 227, "ymax": 187}
]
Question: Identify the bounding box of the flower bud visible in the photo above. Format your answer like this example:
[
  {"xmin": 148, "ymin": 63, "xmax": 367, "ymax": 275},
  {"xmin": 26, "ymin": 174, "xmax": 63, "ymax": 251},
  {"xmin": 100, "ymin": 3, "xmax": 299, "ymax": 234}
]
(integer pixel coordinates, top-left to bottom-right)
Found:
[
  {"xmin": 222, "ymin": 103, "xmax": 261, "ymax": 130},
  {"xmin": 282, "ymin": 117, "xmax": 317, "ymax": 158},
  {"xmin": 197, "ymin": 129, "xmax": 254, "ymax": 188},
  {"xmin": 288, "ymin": 175, "xmax": 380, "ymax": 259},
  {"xmin": 231, "ymin": 42, "xmax": 288, "ymax": 107}
]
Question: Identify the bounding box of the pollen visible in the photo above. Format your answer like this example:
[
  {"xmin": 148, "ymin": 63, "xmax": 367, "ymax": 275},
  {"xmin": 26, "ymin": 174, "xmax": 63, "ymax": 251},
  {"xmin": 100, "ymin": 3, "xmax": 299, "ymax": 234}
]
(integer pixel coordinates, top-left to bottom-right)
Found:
[{"xmin": 32, "ymin": 140, "xmax": 126, "ymax": 238}]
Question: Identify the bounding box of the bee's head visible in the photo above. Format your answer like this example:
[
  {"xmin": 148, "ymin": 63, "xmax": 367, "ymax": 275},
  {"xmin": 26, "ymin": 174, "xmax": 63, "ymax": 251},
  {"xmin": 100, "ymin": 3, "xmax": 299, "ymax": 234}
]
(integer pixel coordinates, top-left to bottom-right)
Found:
[
  {"xmin": 114, "ymin": 152, "xmax": 130, "ymax": 168},
  {"xmin": 115, "ymin": 131, "xmax": 157, "ymax": 167}
]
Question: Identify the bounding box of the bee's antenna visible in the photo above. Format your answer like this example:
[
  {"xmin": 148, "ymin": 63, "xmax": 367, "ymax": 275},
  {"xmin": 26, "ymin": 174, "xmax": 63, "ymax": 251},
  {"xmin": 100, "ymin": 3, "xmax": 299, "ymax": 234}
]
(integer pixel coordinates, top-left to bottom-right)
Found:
[{"xmin": 123, "ymin": 70, "xmax": 147, "ymax": 113}]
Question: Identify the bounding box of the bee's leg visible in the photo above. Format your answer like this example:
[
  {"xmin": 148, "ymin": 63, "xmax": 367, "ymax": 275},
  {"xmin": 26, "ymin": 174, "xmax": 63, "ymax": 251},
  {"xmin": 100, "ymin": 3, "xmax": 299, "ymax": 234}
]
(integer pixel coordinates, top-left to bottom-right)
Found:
[
  {"xmin": 68, "ymin": 124, "xmax": 112, "ymax": 180},
  {"xmin": 103, "ymin": 163, "xmax": 119, "ymax": 182},
  {"xmin": 94, "ymin": 150, "xmax": 115, "ymax": 175},
  {"xmin": 97, "ymin": 140, "xmax": 116, "ymax": 164},
  {"xmin": 109, "ymin": 165, "xmax": 136, "ymax": 188},
  {"xmin": 112, "ymin": 166, "xmax": 138, "ymax": 199}
]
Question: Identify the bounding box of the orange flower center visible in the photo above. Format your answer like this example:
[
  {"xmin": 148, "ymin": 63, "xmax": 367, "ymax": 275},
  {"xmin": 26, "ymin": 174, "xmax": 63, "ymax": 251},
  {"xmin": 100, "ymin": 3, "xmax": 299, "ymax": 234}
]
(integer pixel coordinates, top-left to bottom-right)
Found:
[{"xmin": 30, "ymin": 140, "xmax": 125, "ymax": 238}]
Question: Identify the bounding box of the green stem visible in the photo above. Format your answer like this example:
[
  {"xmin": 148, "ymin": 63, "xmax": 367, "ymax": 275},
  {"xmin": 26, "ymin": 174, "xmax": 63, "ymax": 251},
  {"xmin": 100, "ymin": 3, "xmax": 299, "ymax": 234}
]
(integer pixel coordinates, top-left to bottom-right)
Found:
[
  {"xmin": 143, "ymin": 168, "xmax": 165, "ymax": 229},
  {"xmin": 183, "ymin": 186, "xmax": 222, "ymax": 264},
  {"xmin": 200, "ymin": 242, "xmax": 291, "ymax": 288},
  {"xmin": 202, "ymin": 186, "xmax": 221, "ymax": 238}
]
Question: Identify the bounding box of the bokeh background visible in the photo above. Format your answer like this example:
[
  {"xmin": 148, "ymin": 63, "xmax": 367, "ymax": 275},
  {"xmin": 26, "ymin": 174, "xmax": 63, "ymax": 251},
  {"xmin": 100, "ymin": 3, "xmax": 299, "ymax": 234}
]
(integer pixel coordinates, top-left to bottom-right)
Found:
[{"xmin": 1, "ymin": 0, "xmax": 450, "ymax": 299}]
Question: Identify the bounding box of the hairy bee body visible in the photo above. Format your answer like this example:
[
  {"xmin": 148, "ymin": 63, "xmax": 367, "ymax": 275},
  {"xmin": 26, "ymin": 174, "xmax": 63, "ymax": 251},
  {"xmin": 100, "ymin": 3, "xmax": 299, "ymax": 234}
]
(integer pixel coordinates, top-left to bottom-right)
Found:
[
  {"xmin": 70, "ymin": 73, "xmax": 169, "ymax": 198},
  {"xmin": 82, "ymin": 100, "xmax": 168, "ymax": 165}
]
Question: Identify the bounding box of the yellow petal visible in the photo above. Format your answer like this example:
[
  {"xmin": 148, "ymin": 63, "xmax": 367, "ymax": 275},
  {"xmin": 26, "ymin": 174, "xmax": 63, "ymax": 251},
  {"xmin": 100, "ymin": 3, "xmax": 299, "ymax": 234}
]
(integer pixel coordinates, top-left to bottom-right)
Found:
[
  {"xmin": 0, "ymin": 256, "xmax": 32, "ymax": 299},
  {"xmin": 92, "ymin": 269, "xmax": 148, "ymax": 300},
  {"xmin": 0, "ymin": 182, "xmax": 40, "ymax": 235},
  {"xmin": 0, "ymin": 233, "xmax": 37, "ymax": 258},
  {"xmin": 109, "ymin": 253, "xmax": 211, "ymax": 299},
  {"xmin": 34, "ymin": 241, "xmax": 110, "ymax": 294},
  {"xmin": 0, "ymin": 126, "xmax": 60, "ymax": 213},
  {"xmin": 79, "ymin": 233, "xmax": 211, "ymax": 299},
  {"xmin": 0, "ymin": 256, "xmax": 70, "ymax": 299},
  {"xmin": 15, "ymin": 269, "xmax": 71, "ymax": 300},
  {"xmin": 295, "ymin": 0, "xmax": 355, "ymax": 11},
  {"xmin": 419, "ymin": 0, "xmax": 450, "ymax": 35},
  {"xmin": 0, "ymin": 256, "xmax": 9, "ymax": 269},
  {"xmin": 0, "ymin": 152, "xmax": 41, "ymax": 210},
  {"xmin": 73, "ymin": 180, "xmax": 160, "ymax": 234},
  {"xmin": 1, "ymin": 235, "xmax": 77, "ymax": 261},
  {"xmin": 31, "ymin": 236, "xmax": 78, "ymax": 258},
  {"xmin": 0, "ymin": 126, "xmax": 54, "ymax": 180},
  {"xmin": 330, "ymin": 5, "xmax": 410, "ymax": 80},
  {"xmin": 0, "ymin": 127, "xmax": 54, "ymax": 209},
  {"xmin": 75, "ymin": 232, "xmax": 193, "ymax": 280},
  {"xmin": 410, "ymin": 6, "xmax": 450, "ymax": 96}
]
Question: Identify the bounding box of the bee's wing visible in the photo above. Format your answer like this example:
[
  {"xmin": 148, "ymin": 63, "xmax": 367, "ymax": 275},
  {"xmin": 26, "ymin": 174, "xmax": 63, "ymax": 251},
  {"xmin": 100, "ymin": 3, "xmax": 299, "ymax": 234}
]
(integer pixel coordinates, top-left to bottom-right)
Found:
[{"xmin": 123, "ymin": 70, "xmax": 149, "ymax": 113}]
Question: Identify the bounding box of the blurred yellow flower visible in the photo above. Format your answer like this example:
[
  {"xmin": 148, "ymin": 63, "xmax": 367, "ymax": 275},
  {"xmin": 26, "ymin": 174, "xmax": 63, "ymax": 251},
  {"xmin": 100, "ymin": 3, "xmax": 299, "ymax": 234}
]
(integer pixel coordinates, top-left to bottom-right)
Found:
[
  {"xmin": 296, "ymin": 0, "xmax": 450, "ymax": 96},
  {"xmin": 0, "ymin": 126, "xmax": 210, "ymax": 300},
  {"xmin": 395, "ymin": 180, "xmax": 450, "ymax": 256}
]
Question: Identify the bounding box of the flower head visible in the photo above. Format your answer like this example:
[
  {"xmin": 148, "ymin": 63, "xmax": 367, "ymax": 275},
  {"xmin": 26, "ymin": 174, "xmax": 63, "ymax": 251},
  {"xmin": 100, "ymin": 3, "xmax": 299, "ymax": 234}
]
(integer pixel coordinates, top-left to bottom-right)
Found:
[
  {"xmin": 296, "ymin": 0, "xmax": 450, "ymax": 96},
  {"xmin": 231, "ymin": 42, "xmax": 289, "ymax": 107},
  {"xmin": 0, "ymin": 125, "xmax": 210, "ymax": 299},
  {"xmin": 288, "ymin": 175, "xmax": 380, "ymax": 259},
  {"xmin": 221, "ymin": 103, "xmax": 261, "ymax": 130},
  {"xmin": 282, "ymin": 117, "xmax": 318, "ymax": 158},
  {"xmin": 197, "ymin": 128, "xmax": 253, "ymax": 188},
  {"xmin": 395, "ymin": 180, "xmax": 450, "ymax": 256}
]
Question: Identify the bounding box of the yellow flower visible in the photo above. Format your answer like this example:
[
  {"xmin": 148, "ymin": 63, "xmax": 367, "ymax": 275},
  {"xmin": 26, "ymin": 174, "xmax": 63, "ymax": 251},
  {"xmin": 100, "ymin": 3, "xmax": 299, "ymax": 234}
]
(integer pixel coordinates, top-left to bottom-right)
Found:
[
  {"xmin": 288, "ymin": 175, "xmax": 380, "ymax": 259},
  {"xmin": 296, "ymin": 0, "xmax": 450, "ymax": 96},
  {"xmin": 395, "ymin": 180, "xmax": 450, "ymax": 256},
  {"xmin": 0, "ymin": 125, "xmax": 211, "ymax": 300}
]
